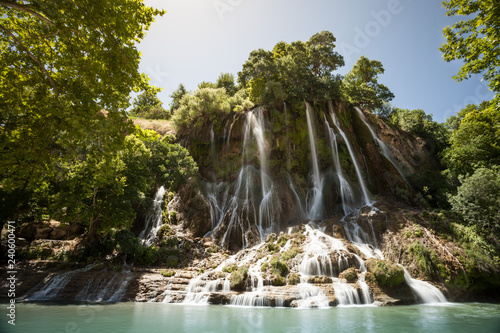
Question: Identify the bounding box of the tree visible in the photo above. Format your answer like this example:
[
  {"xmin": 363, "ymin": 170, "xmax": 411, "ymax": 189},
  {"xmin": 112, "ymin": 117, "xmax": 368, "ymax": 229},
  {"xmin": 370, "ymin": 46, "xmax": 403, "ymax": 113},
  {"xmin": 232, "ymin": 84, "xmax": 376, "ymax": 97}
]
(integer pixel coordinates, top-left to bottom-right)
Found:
[
  {"xmin": 342, "ymin": 56, "xmax": 395, "ymax": 109},
  {"xmin": 237, "ymin": 31, "xmax": 344, "ymax": 103},
  {"xmin": 216, "ymin": 73, "xmax": 237, "ymax": 96},
  {"xmin": 130, "ymin": 87, "xmax": 169, "ymax": 119},
  {"xmin": 442, "ymin": 101, "xmax": 500, "ymax": 179},
  {"xmin": 172, "ymin": 88, "xmax": 234, "ymax": 133},
  {"xmin": 169, "ymin": 83, "xmax": 187, "ymax": 115},
  {"xmin": 440, "ymin": 0, "xmax": 500, "ymax": 92},
  {"xmin": 449, "ymin": 167, "xmax": 500, "ymax": 234},
  {"xmin": 0, "ymin": 1, "xmax": 165, "ymax": 195}
]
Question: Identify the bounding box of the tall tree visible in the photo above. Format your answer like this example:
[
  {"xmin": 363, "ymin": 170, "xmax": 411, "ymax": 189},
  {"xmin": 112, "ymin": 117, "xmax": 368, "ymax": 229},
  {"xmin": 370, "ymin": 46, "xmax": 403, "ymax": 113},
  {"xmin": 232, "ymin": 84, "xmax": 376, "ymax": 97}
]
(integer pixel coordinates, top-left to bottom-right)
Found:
[
  {"xmin": 440, "ymin": 0, "xmax": 500, "ymax": 92},
  {"xmin": 131, "ymin": 87, "xmax": 169, "ymax": 119},
  {"xmin": 0, "ymin": 1, "xmax": 164, "ymax": 226},
  {"xmin": 0, "ymin": 1, "xmax": 164, "ymax": 188},
  {"xmin": 169, "ymin": 83, "xmax": 187, "ymax": 114},
  {"xmin": 342, "ymin": 56, "xmax": 394, "ymax": 109}
]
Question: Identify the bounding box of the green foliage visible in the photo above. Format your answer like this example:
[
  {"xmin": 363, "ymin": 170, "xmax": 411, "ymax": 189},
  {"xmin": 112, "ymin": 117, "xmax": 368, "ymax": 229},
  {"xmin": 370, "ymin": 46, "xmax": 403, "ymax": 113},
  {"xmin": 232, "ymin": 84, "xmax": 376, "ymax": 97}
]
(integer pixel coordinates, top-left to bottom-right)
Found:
[
  {"xmin": 230, "ymin": 266, "xmax": 249, "ymax": 290},
  {"xmin": 340, "ymin": 267, "xmax": 358, "ymax": 283},
  {"xmin": 144, "ymin": 132, "xmax": 198, "ymax": 190},
  {"xmin": 172, "ymin": 88, "xmax": 238, "ymax": 133},
  {"xmin": 281, "ymin": 247, "xmax": 299, "ymax": 261},
  {"xmin": 216, "ymin": 73, "xmax": 238, "ymax": 96},
  {"xmin": 287, "ymin": 273, "xmax": 301, "ymax": 285},
  {"xmin": 342, "ymin": 56, "xmax": 394, "ymax": 109},
  {"xmin": 267, "ymin": 242, "xmax": 281, "ymax": 254},
  {"xmin": 365, "ymin": 259, "xmax": 405, "ymax": 287},
  {"xmin": 160, "ymin": 270, "xmax": 176, "ymax": 277},
  {"xmin": 449, "ymin": 167, "xmax": 500, "ymax": 234},
  {"xmin": 238, "ymin": 31, "xmax": 344, "ymax": 104},
  {"xmin": 408, "ymin": 242, "xmax": 436, "ymax": 278},
  {"xmin": 440, "ymin": 0, "xmax": 500, "ymax": 92},
  {"xmin": 270, "ymin": 255, "xmax": 289, "ymax": 277},
  {"xmin": 169, "ymin": 83, "xmax": 188, "ymax": 115},
  {"xmin": 130, "ymin": 87, "xmax": 170, "ymax": 119},
  {"xmin": 0, "ymin": 0, "xmax": 164, "ymax": 196},
  {"xmin": 442, "ymin": 102, "xmax": 500, "ymax": 179},
  {"xmin": 115, "ymin": 229, "xmax": 140, "ymax": 256}
]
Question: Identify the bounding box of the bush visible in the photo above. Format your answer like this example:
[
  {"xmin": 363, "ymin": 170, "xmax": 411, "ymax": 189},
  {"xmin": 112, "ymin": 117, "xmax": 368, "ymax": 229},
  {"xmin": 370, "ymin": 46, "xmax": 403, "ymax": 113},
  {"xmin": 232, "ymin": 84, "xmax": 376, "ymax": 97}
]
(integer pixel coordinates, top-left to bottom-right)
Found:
[
  {"xmin": 230, "ymin": 266, "xmax": 249, "ymax": 290},
  {"xmin": 449, "ymin": 167, "xmax": 500, "ymax": 234},
  {"xmin": 270, "ymin": 256, "xmax": 289, "ymax": 277},
  {"xmin": 115, "ymin": 229, "xmax": 140, "ymax": 256}
]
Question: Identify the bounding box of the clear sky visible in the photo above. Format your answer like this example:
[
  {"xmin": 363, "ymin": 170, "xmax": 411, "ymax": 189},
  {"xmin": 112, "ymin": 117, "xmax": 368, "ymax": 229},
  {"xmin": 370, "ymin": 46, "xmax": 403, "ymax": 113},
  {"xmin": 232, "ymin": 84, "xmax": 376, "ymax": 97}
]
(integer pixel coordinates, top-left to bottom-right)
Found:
[{"xmin": 137, "ymin": 0, "xmax": 494, "ymax": 123}]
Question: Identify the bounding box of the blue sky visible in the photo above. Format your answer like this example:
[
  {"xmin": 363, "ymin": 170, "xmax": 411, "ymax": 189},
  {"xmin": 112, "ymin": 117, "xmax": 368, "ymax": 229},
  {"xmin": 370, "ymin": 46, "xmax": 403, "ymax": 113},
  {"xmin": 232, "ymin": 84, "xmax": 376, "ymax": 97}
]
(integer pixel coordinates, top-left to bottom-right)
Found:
[{"xmin": 137, "ymin": 0, "xmax": 494, "ymax": 123}]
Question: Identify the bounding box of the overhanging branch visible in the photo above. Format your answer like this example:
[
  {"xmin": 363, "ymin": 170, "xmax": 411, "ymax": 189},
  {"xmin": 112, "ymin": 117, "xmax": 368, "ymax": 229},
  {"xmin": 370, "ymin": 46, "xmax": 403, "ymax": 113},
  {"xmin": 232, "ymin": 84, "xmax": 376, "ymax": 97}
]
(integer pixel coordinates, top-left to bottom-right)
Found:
[
  {"xmin": 0, "ymin": 0, "xmax": 55, "ymax": 26},
  {"xmin": 0, "ymin": 24, "xmax": 59, "ymax": 97}
]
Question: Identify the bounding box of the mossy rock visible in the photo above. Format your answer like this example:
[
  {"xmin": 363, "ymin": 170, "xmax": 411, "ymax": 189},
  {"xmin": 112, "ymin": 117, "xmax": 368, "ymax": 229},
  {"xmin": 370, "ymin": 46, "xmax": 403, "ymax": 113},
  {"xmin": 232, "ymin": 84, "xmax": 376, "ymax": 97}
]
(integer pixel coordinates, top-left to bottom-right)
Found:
[
  {"xmin": 287, "ymin": 273, "xmax": 301, "ymax": 285},
  {"xmin": 339, "ymin": 267, "xmax": 358, "ymax": 283},
  {"xmin": 266, "ymin": 233, "xmax": 278, "ymax": 243},
  {"xmin": 271, "ymin": 275, "xmax": 287, "ymax": 286},
  {"xmin": 230, "ymin": 266, "xmax": 248, "ymax": 291},
  {"xmin": 365, "ymin": 258, "xmax": 405, "ymax": 287},
  {"xmin": 270, "ymin": 255, "xmax": 289, "ymax": 277}
]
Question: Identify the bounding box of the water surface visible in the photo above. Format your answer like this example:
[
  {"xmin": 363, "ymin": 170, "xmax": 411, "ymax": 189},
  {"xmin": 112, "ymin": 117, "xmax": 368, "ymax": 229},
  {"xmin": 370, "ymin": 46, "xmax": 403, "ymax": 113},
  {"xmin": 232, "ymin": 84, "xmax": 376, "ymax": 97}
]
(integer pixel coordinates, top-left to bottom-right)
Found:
[{"xmin": 2, "ymin": 302, "xmax": 499, "ymax": 333}]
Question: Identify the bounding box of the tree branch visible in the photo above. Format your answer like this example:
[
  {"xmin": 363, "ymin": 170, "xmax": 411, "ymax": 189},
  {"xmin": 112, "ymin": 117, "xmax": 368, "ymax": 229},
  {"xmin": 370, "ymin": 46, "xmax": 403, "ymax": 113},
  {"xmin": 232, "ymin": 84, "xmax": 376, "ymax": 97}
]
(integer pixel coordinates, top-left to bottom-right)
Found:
[
  {"xmin": 0, "ymin": 24, "xmax": 59, "ymax": 97},
  {"xmin": 0, "ymin": 0, "xmax": 55, "ymax": 26}
]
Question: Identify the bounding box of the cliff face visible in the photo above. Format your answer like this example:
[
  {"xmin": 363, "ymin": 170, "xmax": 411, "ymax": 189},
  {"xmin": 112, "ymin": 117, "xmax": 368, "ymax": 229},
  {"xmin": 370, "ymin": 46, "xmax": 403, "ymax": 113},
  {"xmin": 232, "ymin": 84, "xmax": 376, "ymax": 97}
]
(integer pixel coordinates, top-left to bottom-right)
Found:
[
  {"xmin": 177, "ymin": 101, "xmax": 426, "ymax": 250},
  {"xmin": 165, "ymin": 100, "xmax": 499, "ymax": 302}
]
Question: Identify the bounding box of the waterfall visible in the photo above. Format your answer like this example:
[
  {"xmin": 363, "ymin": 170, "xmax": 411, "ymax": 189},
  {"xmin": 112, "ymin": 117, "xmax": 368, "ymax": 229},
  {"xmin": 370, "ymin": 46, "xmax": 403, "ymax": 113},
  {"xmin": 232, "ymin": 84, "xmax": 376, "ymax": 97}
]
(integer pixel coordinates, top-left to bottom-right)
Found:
[
  {"xmin": 402, "ymin": 267, "xmax": 447, "ymax": 304},
  {"xmin": 207, "ymin": 109, "xmax": 278, "ymax": 248},
  {"xmin": 324, "ymin": 116, "xmax": 357, "ymax": 216},
  {"xmin": 229, "ymin": 256, "xmax": 271, "ymax": 307},
  {"xmin": 296, "ymin": 223, "xmax": 374, "ymax": 307},
  {"xmin": 25, "ymin": 265, "xmax": 132, "ymax": 302},
  {"xmin": 305, "ymin": 102, "xmax": 324, "ymax": 220},
  {"xmin": 354, "ymin": 107, "xmax": 407, "ymax": 181},
  {"xmin": 139, "ymin": 186, "xmax": 166, "ymax": 246},
  {"xmin": 328, "ymin": 103, "xmax": 371, "ymax": 206},
  {"xmin": 25, "ymin": 271, "xmax": 75, "ymax": 301}
]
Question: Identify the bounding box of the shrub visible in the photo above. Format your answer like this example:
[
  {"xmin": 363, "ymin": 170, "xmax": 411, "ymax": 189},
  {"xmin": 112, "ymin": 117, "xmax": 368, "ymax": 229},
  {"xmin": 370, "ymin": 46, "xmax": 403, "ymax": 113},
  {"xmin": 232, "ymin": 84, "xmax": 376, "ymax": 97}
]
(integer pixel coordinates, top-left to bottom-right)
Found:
[
  {"xmin": 270, "ymin": 256, "xmax": 289, "ymax": 277},
  {"xmin": 449, "ymin": 167, "xmax": 500, "ymax": 234},
  {"xmin": 230, "ymin": 266, "xmax": 249, "ymax": 290}
]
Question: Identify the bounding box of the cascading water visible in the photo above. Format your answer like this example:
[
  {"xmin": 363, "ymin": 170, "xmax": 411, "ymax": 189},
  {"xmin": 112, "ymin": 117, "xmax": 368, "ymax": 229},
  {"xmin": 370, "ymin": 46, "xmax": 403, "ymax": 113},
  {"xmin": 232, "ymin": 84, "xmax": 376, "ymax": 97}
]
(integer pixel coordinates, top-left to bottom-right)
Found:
[
  {"xmin": 305, "ymin": 102, "xmax": 325, "ymax": 220},
  {"xmin": 354, "ymin": 107, "xmax": 408, "ymax": 182},
  {"xmin": 324, "ymin": 116, "xmax": 357, "ymax": 216},
  {"xmin": 139, "ymin": 186, "xmax": 166, "ymax": 246},
  {"xmin": 402, "ymin": 266, "xmax": 447, "ymax": 304},
  {"xmin": 206, "ymin": 109, "xmax": 279, "ymax": 249},
  {"xmin": 328, "ymin": 103, "xmax": 371, "ymax": 207}
]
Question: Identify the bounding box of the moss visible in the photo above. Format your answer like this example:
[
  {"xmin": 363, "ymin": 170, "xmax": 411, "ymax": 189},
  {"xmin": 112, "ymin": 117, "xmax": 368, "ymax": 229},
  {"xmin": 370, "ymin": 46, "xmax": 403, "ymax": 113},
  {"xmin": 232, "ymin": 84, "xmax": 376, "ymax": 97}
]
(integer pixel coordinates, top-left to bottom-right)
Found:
[
  {"xmin": 408, "ymin": 241, "xmax": 434, "ymax": 278},
  {"xmin": 157, "ymin": 224, "xmax": 172, "ymax": 239},
  {"xmin": 160, "ymin": 269, "xmax": 176, "ymax": 277},
  {"xmin": 230, "ymin": 266, "xmax": 249, "ymax": 290},
  {"xmin": 270, "ymin": 255, "xmax": 289, "ymax": 277},
  {"xmin": 223, "ymin": 264, "xmax": 238, "ymax": 273},
  {"xmin": 271, "ymin": 275, "xmax": 287, "ymax": 286},
  {"xmin": 281, "ymin": 247, "xmax": 299, "ymax": 261},
  {"xmin": 266, "ymin": 233, "xmax": 277, "ymax": 243},
  {"xmin": 267, "ymin": 242, "xmax": 281, "ymax": 253},
  {"xmin": 339, "ymin": 267, "xmax": 358, "ymax": 283},
  {"xmin": 366, "ymin": 258, "xmax": 405, "ymax": 287},
  {"xmin": 287, "ymin": 273, "xmax": 301, "ymax": 285},
  {"xmin": 277, "ymin": 234, "xmax": 289, "ymax": 247}
]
